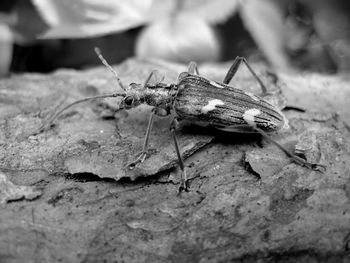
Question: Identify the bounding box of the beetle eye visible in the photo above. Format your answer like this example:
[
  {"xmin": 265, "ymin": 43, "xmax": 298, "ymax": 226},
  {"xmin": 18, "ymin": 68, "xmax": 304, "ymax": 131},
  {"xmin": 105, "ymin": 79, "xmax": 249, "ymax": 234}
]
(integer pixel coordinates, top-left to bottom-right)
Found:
[{"xmin": 124, "ymin": 96, "xmax": 134, "ymax": 106}]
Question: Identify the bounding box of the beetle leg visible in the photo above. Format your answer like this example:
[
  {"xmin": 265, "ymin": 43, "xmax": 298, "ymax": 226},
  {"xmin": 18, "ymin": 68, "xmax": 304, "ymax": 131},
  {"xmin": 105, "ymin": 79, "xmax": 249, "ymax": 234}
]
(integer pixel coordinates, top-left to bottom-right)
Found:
[
  {"xmin": 187, "ymin": 61, "xmax": 199, "ymax": 75},
  {"xmin": 128, "ymin": 109, "xmax": 155, "ymax": 169},
  {"xmin": 223, "ymin": 57, "xmax": 268, "ymax": 95},
  {"xmin": 255, "ymin": 127, "xmax": 326, "ymax": 172},
  {"xmin": 143, "ymin": 70, "xmax": 158, "ymax": 87},
  {"xmin": 170, "ymin": 118, "xmax": 189, "ymax": 192}
]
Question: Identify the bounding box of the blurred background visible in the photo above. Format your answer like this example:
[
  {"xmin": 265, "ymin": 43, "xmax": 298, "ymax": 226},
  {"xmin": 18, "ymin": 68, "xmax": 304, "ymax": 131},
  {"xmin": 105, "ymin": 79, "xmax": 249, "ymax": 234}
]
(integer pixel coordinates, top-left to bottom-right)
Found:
[{"xmin": 0, "ymin": 0, "xmax": 350, "ymax": 77}]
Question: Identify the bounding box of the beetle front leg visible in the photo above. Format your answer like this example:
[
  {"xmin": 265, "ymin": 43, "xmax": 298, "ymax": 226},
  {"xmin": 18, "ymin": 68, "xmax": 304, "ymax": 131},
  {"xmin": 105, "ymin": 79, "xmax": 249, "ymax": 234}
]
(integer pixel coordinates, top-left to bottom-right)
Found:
[
  {"xmin": 223, "ymin": 56, "xmax": 268, "ymax": 95},
  {"xmin": 255, "ymin": 127, "xmax": 326, "ymax": 172},
  {"xmin": 128, "ymin": 109, "xmax": 155, "ymax": 169},
  {"xmin": 143, "ymin": 70, "xmax": 159, "ymax": 87},
  {"xmin": 170, "ymin": 118, "xmax": 189, "ymax": 192}
]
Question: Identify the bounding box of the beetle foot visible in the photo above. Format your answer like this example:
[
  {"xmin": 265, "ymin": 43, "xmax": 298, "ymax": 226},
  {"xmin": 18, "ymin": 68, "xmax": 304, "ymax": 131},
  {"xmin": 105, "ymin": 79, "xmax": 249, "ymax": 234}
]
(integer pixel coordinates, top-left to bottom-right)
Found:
[
  {"xmin": 308, "ymin": 162, "xmax": 326, "ymax": 173},
  {"xmin": 127, "ymin": 149, "xmax": 157, "ymax": 169},
  {"xmin": 291, "ymin": 155, "xmax": 326, "ymax": 173},
  {"xmin": 127, "ymin": 151, "xmax": 148, "ymax": 170},
  {"xmin": 282, "ymin": 150, "xmax": 326, "ymax": 173},
  {"xmin": 178, "ymin": 179, "xmax": 190, "ymax": 193}
]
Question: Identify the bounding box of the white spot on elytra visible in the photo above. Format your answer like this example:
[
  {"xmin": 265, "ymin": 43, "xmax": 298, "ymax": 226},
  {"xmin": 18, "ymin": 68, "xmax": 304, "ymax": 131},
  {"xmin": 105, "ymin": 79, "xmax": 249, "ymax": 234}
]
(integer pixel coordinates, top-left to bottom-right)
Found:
[
  {"xmin": 209, "ymin": 81, "xmax": 224, "ymax": 89},
  {"xmin": 201, "ymin": 99, "xmax": 224, "ymax": 114},
  {"xmin": 245, "ymin": 92, "xmax": 260, "ymax": 101},
  {"xmin": 243, "ymin": 108, "xmax": 261, "ymax": 126}
]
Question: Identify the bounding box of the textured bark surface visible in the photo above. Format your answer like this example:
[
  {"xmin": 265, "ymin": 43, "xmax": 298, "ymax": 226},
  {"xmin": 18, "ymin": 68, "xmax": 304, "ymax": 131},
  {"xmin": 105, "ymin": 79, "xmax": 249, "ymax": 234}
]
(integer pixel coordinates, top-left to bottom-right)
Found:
[{"xmin": 0, "ymin": 58, "xmax": 350, "ymax": 262}]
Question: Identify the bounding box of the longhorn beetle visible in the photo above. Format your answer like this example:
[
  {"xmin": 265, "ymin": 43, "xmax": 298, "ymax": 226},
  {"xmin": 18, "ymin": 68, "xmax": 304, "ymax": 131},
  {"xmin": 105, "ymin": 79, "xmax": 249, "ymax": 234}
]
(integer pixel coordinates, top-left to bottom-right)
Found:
[{"xmin": 41, "ymin": 48, "xmax": 325, "ymax": 192}]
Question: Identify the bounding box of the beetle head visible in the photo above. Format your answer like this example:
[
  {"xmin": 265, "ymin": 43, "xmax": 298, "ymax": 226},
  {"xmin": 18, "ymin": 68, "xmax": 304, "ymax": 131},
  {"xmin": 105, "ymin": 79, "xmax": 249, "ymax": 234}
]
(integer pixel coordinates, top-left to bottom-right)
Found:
[{"xmin": 117, "ymin": 83, "xmax": 145, "ymax": 110}]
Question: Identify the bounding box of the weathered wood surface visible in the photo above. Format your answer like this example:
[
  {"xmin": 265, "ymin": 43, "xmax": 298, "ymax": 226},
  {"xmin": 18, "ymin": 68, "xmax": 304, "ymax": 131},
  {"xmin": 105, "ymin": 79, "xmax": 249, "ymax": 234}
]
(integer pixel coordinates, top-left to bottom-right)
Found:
[{"xmin": 0, "ymin": 58, "xmax": 349, "ymax": 262}]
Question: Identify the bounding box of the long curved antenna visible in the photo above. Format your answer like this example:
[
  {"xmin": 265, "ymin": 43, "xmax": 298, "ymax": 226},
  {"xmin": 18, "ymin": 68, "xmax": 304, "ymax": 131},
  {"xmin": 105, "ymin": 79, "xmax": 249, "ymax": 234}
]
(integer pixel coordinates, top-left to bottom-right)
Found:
[
  {"xmin": 40, "ymin": 93, "xmax": 125, "ymax": 131},
  {"xmin": 94, "ymin": 47, "xmax": 126, "ymax": 91}
]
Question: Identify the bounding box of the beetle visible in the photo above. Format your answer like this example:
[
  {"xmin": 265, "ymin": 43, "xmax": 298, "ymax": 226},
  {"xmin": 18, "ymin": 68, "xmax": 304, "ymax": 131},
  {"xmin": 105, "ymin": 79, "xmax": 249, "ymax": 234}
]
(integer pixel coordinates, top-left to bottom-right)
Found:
[{"xmin": 42, "ymin": 48, "xmax": 325, "ymax": 192}]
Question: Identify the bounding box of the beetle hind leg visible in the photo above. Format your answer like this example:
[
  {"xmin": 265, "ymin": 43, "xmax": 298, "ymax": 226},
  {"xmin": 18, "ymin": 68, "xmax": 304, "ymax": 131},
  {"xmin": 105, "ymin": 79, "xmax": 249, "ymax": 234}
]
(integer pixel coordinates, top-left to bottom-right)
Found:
[
  {"xmin": 187, "ymin": 61, "xmax": 200, "ymax": 75},
  {"xmin": 223, "ymin": 57, "xmax": 268, "ymax": 95},
  {"xmin": 255, "ymin": 127, "xmax": 326, "ymax": 172}
]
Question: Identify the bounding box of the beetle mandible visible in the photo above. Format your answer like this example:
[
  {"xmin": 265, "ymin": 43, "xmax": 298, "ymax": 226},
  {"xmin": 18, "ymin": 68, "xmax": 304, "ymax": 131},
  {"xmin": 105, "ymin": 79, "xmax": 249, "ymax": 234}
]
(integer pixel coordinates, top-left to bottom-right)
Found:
[{"xmin": 42, "ymin": 48, "xmax": 325, "ymax": 192}]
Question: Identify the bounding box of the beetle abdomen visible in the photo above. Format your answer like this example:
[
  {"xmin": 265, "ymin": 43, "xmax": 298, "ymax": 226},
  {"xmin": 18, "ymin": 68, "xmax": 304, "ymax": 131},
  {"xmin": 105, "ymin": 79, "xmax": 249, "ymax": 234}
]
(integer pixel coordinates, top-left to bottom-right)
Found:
[{"xmin": 174, "ymin": 74, "xmax": 287, "ymax": 133}]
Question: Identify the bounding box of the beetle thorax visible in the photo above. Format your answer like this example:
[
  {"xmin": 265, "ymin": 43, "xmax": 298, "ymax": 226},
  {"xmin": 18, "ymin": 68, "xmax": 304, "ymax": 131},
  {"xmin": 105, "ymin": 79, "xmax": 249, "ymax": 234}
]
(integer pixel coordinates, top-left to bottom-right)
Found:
[{"xmin": 143, "ymin": 84, "xmax": 177, "ymax": 111}]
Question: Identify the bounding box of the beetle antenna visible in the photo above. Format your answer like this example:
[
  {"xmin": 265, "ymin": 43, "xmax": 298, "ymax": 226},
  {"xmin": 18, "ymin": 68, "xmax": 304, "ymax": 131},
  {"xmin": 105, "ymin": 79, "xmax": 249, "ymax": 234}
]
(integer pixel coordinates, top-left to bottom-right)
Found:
[
  {"xmin": 40, "ymin": 93, "xmax": 126, "ymax": 132},
  {"xmin": 94, "ymin": 47, "xmax": 126, "ymax": 91}
]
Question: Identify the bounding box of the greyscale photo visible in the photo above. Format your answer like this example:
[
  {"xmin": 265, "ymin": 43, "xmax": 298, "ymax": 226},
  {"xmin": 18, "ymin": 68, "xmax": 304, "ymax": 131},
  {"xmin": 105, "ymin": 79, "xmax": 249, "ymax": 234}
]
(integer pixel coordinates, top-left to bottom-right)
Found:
[{"xmin": 0, "ymin": 0, "xmax": 349, "ymax": 262}]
